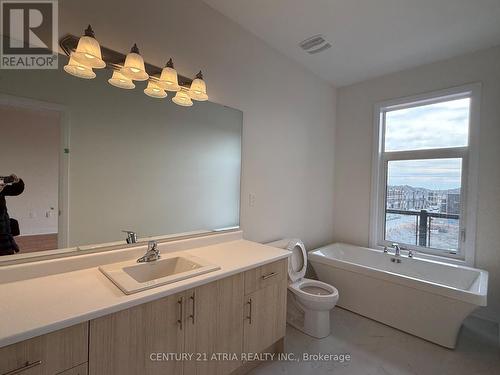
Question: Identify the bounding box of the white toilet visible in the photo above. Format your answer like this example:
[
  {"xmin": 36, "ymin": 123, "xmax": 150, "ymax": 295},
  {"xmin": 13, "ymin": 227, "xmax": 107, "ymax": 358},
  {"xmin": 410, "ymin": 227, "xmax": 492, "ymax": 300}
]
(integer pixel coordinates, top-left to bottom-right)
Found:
[{"xmin": 267, "ymin": 239, "xmax": 339, "ymax": 338}]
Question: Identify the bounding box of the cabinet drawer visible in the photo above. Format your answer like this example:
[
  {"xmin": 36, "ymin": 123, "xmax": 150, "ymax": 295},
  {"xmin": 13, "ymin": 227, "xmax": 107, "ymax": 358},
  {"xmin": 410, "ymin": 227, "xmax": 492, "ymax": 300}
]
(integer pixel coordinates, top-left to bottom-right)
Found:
[
  {"xmin": 244, "ymin": 259, "xmax": 287, "ymax": 295},
  {"xmin": 0, "ymin": 323, "xmax": 88, "ymax": 375}
]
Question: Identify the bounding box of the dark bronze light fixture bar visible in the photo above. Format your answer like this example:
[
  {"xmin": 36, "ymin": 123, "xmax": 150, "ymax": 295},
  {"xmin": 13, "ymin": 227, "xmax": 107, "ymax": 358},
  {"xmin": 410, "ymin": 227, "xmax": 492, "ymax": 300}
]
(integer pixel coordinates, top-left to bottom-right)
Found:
[{"xmin": 59, "ymin": 34, "xmax": 193, "ymax": 88}]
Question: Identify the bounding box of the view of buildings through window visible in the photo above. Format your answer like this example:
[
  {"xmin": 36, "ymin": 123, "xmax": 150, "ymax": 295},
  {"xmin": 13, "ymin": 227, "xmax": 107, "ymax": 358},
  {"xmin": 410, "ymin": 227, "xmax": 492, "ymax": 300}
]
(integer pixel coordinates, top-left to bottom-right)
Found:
[{"xmin": 382, "ymin": 98, "xmax": 470, "ymax": 253}]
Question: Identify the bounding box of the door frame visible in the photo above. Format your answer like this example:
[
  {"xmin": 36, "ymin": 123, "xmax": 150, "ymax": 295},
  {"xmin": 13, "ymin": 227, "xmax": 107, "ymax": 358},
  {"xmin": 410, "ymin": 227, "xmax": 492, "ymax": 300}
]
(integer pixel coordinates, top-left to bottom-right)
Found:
[{"xmin": 0, "ymin": 93, "xmax": 70, "ymax": 248}]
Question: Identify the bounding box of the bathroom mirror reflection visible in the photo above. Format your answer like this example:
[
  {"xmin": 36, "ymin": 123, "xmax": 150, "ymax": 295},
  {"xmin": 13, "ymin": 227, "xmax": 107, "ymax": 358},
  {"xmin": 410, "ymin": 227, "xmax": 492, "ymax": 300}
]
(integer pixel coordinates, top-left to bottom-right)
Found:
[{"xmin": 0, "ymin": 54, "xmax": 242, "ymax": 259}]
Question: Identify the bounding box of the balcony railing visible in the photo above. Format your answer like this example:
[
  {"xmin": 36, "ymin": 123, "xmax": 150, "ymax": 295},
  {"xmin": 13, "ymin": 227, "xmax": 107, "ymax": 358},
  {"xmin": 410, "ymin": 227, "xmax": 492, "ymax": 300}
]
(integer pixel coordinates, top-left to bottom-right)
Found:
[{"xmin": 386, "ymin": 209, "xmax": 459, "ymax": 249}]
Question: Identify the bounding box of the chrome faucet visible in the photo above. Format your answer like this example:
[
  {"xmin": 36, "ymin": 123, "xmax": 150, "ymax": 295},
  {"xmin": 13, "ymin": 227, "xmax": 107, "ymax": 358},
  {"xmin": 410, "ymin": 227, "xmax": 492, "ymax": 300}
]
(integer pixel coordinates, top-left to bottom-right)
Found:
[
  {"xmin": 392, "ymin": 243, "xmax": 402, "ymax": 256},
  {"xmin": 123, "ymin": 230, "xmax": 138, "ymax": 244},
  {"xmin": 137, "ymin": 241, "xmax": 160, "ymax": 263}
]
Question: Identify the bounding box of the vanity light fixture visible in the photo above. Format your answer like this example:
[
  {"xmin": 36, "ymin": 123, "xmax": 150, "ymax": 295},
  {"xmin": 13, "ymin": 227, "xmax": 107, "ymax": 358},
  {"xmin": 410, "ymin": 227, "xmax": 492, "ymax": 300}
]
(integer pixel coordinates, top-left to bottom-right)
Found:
[
  {"xmin": 144, "ymin": 81, "xmax": 167, "ymax": 98},
  {"xmin": 188, "ymin": 71, "xmax": 208, "ymax": 101},
  {"xmin": 108, "ymin": 70, "xmax": 135, "ymax": 89},
  {"xmin": 159, "ymin": 58, "xmax": 181, "ymax": 92},
  {"xmin": 59, "ymin": 31, "xmax": 209, "ymax": 107},
  {"xmin": 121, "ymin": 44, "xmax": 149, "ymax": 81},
  {"xmin": 63, "ymin": 54, "xmax": 96, "ymax": 79},
  {"xmin": 71, "ymin": 25, "xmax": 106, "ymax": 69},
  {"xmin": 172, "ymin": 90, "xmax": 193, "ymax": 107}
]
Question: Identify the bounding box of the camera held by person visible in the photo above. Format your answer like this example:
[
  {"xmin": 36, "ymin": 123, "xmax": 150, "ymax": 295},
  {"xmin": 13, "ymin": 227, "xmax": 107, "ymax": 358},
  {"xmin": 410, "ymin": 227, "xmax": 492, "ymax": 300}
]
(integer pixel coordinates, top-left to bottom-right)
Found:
[{"xmin": 0, "ymin": 174, "xmax": 25, "ymax": 255}]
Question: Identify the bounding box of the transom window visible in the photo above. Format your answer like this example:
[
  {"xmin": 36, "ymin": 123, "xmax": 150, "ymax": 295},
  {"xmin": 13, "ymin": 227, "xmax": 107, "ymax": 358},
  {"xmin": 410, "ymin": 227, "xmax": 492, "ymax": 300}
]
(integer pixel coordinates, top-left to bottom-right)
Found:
[{"xmin": 370, "ymin": 85, "xmax": 480, "ymax": 263}]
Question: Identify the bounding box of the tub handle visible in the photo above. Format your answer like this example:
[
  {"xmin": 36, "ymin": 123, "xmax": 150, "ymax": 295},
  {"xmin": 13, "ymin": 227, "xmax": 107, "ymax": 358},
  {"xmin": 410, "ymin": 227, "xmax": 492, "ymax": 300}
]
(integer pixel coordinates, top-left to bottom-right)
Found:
[{"xmin": 262, "ymin": 272, "xmax": 278, "ymax": 280}]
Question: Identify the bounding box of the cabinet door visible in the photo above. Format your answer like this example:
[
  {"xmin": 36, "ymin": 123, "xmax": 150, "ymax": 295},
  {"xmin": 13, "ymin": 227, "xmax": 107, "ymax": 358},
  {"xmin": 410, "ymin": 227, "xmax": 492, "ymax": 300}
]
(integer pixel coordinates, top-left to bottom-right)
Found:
[
  {"xmin": 243, "ymin": 279, "xmax": 287, "ymax": 354},
  {"xmin": 89, "ymin": 293, "xmax": 185, "ymax": 375},
  {"xmin": 184, "ymin": 273, "xmax": 244, "ymax": 375}
]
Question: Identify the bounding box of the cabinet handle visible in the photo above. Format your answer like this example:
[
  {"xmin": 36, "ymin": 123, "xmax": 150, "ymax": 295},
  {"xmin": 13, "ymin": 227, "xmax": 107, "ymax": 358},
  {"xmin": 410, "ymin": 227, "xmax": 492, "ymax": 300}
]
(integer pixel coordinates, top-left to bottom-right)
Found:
[
  {"xmin": 189, "ymin": 293, "xmax": 196, "ymax": 325},
  {"xmin": 177, "ymin": 297, "xmax": 184, "ymax": 330},
  {"xmin": 262, "ymin": 272, "xmax": 278, "ymax": 280},
  {"xmin": 3, "ymin": 360, "xmax": 42, "ymax": 375},
  {"xmin": 246, "ymin": 299, "xmax": 253, "ymax": 325}
]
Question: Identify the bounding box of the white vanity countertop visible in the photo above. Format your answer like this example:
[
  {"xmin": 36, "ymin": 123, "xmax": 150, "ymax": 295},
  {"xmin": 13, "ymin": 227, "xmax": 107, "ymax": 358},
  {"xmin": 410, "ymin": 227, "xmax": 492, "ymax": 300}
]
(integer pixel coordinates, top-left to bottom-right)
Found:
[{"xmin": 0, "ymin": 239, "xmax": 290, "ymax": 348}]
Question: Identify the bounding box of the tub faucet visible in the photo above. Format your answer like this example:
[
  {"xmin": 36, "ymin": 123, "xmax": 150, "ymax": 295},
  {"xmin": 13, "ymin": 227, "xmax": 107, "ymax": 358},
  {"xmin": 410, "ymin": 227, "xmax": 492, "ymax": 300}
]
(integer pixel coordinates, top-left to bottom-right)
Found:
[
  {"xmin": 123, "ymin": 230, "xmax": 138, "ymax": 244},
  {"xmin": 137, "ymin": 241, "xmax": 160, "ymax": 263},
  {"xmin": 392, "ymin": 243, "xmax": 402, "ymax": 256}
]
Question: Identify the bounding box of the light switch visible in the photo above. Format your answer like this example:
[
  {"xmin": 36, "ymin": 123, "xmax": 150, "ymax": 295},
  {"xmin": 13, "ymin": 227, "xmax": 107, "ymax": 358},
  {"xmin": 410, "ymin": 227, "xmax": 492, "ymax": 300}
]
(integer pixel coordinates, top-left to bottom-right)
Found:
[{"xmin": 249, "ymin": 193, "xmax": 256, "ymax": 207}]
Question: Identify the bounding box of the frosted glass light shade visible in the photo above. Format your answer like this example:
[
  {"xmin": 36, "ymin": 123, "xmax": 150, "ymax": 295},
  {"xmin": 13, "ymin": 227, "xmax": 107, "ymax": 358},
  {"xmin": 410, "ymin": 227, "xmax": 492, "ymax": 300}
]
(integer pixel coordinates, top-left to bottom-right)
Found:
[
  {"xmin": 64, "ymin": 54, "xmax": 96, "ymax": 79},
  {"xmin": 159, "ymin": 58, "xmax": 180, "ymax": 92},
  {"xmin": 72, "ymin": 26, "xmax": 106, "ymax": 69},
  {"xmin": 188, "ymin": 71, "xmax": 208, "ymax": 101},
  {"xmin": 108, "ymin": 70, "xmax": 135, "ymax": 89},
  {"xmin": 172, "ymin": 90, "xmax": 193, "ymax": 107},
  {"xmin": 121, "ymin": 44, "xmax": 149, "ymax": 81},
  {"xmin": 159, "ymin": 67, "xmax": 181, "ymax": 92},
  {"xmin": 144, "ymin": 81, "xmax": 167, "ymax": 98}
]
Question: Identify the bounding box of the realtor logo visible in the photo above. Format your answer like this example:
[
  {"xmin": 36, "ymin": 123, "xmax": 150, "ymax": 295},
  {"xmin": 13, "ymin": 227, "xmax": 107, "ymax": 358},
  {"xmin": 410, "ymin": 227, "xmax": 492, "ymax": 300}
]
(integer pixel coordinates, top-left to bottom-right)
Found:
[{"xmin": 1, "ymin": 0, "xmax": 58, "ymax": 69}]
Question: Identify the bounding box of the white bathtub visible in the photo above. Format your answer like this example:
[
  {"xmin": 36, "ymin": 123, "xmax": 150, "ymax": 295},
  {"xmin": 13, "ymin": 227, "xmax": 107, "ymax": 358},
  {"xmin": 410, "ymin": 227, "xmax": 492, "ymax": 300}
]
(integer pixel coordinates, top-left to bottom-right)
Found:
[{"xmin": 308, "ymin": 243, "xmax": 488, "ymax": 348}]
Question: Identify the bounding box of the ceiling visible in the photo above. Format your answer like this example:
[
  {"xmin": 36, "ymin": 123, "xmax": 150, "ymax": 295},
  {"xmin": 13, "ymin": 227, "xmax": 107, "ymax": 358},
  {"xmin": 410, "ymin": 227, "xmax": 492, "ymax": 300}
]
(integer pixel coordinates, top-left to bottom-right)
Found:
[{"xmin": 202, "ymin": 0, "xmax": 500, "ymax": 87}]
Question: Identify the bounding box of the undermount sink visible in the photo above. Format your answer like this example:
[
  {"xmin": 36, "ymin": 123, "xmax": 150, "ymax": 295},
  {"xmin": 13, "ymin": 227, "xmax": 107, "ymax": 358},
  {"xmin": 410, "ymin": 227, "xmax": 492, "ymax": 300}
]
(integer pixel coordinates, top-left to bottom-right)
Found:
[{"xmin": 99, "ymin": 254, "xmax": 220, "ymax": 295}]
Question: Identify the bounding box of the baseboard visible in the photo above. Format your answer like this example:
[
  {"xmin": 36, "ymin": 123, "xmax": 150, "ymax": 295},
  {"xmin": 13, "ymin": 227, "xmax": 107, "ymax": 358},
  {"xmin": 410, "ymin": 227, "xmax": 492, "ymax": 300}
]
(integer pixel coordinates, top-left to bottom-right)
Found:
[{"xmin": 470, "ymin": 311, "xmax": 500, "ymax": 347}]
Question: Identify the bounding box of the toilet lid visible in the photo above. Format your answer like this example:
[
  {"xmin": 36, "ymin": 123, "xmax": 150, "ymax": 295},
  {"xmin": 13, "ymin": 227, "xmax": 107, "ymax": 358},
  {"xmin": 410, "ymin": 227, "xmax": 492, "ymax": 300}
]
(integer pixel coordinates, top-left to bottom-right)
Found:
[{"xmin": 287, "ymin": 239, "xmax": 307, "ymax": 282}]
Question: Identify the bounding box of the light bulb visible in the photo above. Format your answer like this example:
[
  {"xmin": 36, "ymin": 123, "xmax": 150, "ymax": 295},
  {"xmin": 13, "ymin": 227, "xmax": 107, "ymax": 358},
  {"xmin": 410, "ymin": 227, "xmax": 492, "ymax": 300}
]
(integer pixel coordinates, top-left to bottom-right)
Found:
[
  {"xmin": 188, "ymin": 71, "xmax": 208, "ymax": 101},
  {"xmin": 159, "ymin": 58, "xmax": 181, "ymax": 92},
  {"xmin": 108, "ymin": 70, "xmax": 135, "ymax": 89},
  {"xmin": 172, "ymin": 90, "xmax": 193, "ymax": 107},
  {"xmin": 121, "ymin": 44, "xmax": 149, "ymax": 81},
  {"xmin": 144, "ymin": 81, "xmax": 167, "ymax": 99},
  {"xmin": 64, "ymin": 53, "xmax": 96, "ymax": 79},
  {"xmin": 72, "ymin": 25, "xmax": 106, "ymax": 69}
]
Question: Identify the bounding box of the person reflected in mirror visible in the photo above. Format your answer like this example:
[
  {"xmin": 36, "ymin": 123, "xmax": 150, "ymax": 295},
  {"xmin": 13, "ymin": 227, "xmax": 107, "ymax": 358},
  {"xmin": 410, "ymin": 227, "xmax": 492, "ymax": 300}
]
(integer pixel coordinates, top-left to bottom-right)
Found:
[{"xmin": 0, "ymin": 174, "xmax": 25, "ymax": 256}]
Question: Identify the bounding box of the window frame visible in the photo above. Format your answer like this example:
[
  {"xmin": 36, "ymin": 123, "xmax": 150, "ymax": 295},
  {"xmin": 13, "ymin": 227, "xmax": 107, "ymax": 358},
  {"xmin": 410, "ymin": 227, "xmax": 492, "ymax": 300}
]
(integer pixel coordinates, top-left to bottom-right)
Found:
[{"xmin": 369, "ymin": 84, "xmax": 481, "ymax": 265}]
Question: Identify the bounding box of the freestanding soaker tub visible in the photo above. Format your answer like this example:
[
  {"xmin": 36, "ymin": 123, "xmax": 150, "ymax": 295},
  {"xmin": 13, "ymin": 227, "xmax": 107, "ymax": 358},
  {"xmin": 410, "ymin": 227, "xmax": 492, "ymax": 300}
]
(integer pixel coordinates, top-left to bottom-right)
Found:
[{"xmin": 308, "ymin": 243, "xmax": 488, "ymax": 348}]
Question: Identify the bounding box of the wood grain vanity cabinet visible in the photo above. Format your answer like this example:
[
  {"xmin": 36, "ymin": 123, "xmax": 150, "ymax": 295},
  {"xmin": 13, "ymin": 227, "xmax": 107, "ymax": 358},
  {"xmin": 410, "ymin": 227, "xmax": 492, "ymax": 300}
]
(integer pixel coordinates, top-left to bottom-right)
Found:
[
  {"xmin": 1, "ymin": 258, "xmax": 288, "ymax": 375},
  {"xmin": 183, "ymin": 273, "xmax": 245, "ymax": 375},
  {"xmin": 89, "ymin": 273, "xmax": 246, "ymax": 375},
  {"xmin": 0, "ymin": 323, "xmax": 88, "ymax": 375},
  {"xmin": 88, "ymin": 292, "xmax": 185, "ymax": 375},
  {"xmin": 243, "ymin": 260, "xmax": 287, "ymax": 354}
]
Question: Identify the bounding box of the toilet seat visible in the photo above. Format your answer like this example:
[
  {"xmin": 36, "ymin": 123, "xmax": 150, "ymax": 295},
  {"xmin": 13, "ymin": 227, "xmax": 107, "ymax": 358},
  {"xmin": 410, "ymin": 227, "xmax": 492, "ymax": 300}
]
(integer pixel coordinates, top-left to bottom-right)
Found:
[
  {"xmin": 289, "ymin": 278, "xmax": 339, "ymax": 304},
  {"xmin": 284, "ymin": 239, "xmax": 339, "ymax": 304},
  {"xmin": 287, "ymin": 239, "xmax": 307, "ymax": 282}
]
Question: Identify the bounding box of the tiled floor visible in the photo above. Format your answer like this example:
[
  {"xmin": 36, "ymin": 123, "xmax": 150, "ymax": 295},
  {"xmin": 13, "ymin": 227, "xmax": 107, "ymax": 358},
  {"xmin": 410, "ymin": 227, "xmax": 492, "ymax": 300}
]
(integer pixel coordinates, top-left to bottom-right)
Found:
[{"xmin": 250, "ymin": 307, "xmax": 500, "ymax": 375}]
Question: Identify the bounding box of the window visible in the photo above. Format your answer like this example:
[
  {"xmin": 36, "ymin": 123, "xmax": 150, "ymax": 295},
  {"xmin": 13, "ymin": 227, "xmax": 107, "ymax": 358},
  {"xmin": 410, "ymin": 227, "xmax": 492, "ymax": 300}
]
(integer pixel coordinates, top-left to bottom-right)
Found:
[{"xmin": 370, "ymin": 85, "xmax": 480, "ymax": 263}]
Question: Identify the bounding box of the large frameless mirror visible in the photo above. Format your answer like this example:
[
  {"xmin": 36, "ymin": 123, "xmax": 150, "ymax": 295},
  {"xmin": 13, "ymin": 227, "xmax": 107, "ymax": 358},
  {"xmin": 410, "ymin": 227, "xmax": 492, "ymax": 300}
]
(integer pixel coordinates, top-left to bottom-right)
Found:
[{"xmin": 0, "ymin": 53, "xmax": 242, "ymax": 262}]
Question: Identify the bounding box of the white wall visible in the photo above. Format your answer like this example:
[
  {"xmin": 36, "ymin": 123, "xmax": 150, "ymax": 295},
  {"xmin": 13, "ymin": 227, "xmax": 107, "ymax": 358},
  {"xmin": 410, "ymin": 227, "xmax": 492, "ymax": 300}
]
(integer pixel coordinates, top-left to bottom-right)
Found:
[
  {"xmin": 334, "ymin": 46, "xmax": 500, "ymax": 321},
  {"xmin": 0, "ymin": 105, "xmax": 60, "ymax": 235},
  {"xmin": 58, "ymin": 0, "xmax": 337, "ymax": 250}
]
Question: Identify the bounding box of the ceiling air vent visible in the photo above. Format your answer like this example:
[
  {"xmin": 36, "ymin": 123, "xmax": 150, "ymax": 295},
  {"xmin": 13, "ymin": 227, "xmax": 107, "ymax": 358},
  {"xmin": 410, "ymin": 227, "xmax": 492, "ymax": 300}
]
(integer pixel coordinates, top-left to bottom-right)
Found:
[{"xmin": 299, "ymin": 35, "xmax": 332, "ymax": 55}]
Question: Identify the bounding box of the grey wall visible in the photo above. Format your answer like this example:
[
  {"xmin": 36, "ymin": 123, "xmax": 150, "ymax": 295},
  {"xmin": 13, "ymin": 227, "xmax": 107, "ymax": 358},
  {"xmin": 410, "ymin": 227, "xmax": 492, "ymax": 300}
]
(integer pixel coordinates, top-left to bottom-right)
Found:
[
  {"xmin": 334, "ymin": 46, "xmax": 500, "ymax": 321},
  {"xmin": 59, "ymin": 0, "xmax": 337, "ymax": 250}
]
